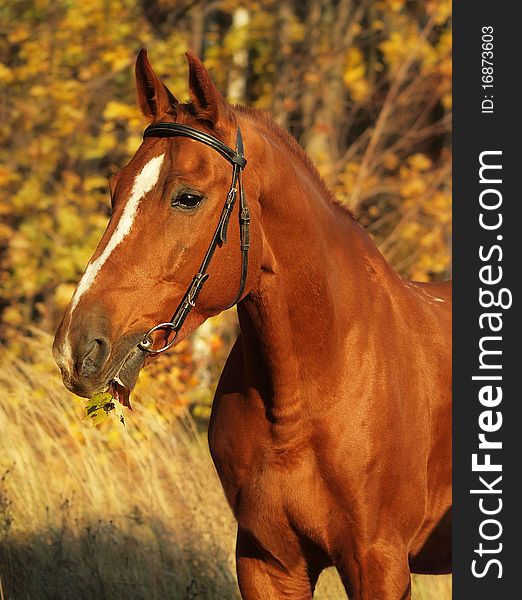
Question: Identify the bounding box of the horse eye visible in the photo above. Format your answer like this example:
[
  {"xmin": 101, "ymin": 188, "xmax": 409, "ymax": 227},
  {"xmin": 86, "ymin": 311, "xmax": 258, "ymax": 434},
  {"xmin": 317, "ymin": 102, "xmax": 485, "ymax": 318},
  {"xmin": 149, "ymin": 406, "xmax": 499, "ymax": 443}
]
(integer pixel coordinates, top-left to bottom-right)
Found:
[{"xmin": 172, "ymin": 192, "xmax": 202, "ymax": 210}]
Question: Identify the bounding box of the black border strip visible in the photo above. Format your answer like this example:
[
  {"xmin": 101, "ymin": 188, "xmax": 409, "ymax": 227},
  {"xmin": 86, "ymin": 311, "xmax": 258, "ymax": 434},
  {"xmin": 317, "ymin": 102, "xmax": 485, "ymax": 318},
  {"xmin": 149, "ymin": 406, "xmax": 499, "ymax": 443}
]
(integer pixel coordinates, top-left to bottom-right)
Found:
[{"xmin": 453, "ymin": 2, "xmax": 519, "ymax": 596}]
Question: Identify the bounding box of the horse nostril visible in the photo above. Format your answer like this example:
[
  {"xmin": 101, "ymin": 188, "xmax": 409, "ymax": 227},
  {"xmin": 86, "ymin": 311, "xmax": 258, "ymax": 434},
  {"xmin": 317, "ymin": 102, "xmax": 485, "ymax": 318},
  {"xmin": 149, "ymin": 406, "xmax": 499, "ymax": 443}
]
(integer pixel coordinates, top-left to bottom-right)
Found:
[{"xmin": 78, "ymin": 337, "xmax": 111, "ymax": 377}]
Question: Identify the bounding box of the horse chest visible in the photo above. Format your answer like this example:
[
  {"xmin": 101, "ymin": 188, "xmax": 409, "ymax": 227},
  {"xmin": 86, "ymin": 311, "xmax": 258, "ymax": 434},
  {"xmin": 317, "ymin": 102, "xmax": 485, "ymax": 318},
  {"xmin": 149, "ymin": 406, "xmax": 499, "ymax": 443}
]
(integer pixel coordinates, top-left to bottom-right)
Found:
[
  {"xmin": 209, "ymin": 390, "xmax": 286, "ymax": 504},
  {"xmin": 213, "ymin": 443, "xmax": 332, "ymax": 558},
  {"xmin": 209, "ymin": 394, "xmax": 349, "ymax": 556},
  {"xmin": 211, "ymin": 393, "xmax": 315, "ymax": 503}
]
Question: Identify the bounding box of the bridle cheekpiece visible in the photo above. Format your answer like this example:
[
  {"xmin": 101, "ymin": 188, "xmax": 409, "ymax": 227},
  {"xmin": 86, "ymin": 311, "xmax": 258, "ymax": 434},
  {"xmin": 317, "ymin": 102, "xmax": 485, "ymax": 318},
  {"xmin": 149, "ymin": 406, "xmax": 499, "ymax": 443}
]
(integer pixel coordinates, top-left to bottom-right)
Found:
[{"xmin": 137, "ymin": 122, "xmax": 250, "ymax": 355}]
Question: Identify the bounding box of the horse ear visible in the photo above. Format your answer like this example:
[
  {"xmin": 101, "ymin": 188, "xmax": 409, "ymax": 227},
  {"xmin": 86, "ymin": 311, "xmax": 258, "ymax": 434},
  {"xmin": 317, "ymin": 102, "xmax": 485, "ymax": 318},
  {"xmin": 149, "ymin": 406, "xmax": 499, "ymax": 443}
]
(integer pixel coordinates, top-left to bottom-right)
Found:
[
  {"xmin": 185, "ymin": 51, "xmax": 230, "ymax": 127},
  {"xmin": 135, "ymin": 48, "xmax": 178, "ymax": 120}
]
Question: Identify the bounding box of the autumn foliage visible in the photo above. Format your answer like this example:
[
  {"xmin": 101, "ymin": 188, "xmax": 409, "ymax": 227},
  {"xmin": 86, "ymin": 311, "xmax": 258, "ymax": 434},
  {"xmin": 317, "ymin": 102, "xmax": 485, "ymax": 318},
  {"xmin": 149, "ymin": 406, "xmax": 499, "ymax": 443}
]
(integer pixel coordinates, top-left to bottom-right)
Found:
[{"xmin": 1, "ymin": 0, "xmax": 451, "ymax": 385}]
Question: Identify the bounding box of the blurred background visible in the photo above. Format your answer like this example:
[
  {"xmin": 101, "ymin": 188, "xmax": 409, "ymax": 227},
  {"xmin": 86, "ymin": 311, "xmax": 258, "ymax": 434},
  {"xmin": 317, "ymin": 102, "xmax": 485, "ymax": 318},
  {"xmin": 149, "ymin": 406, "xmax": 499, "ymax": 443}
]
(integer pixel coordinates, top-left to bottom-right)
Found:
[{"xmin": 0, "ymin": 1, "xmax": 451, "ymax": 598}]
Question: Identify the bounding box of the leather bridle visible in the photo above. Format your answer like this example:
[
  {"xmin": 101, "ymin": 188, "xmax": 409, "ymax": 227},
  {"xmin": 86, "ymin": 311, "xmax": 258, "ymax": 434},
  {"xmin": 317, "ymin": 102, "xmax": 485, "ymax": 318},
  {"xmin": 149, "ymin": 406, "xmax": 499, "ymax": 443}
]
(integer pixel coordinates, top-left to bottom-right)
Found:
[{"xmin": 137, "ymin": 122, "xmax": 250, "ymax": 355}]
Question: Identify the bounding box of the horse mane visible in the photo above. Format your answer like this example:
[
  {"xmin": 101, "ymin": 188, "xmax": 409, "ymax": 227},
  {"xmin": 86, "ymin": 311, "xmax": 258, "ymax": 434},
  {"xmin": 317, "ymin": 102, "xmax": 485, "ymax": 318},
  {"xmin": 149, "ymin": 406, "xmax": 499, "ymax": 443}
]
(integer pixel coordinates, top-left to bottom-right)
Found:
[{"xmin": 233, "ymin": 105, "xmax": 354, "ymax": 219}]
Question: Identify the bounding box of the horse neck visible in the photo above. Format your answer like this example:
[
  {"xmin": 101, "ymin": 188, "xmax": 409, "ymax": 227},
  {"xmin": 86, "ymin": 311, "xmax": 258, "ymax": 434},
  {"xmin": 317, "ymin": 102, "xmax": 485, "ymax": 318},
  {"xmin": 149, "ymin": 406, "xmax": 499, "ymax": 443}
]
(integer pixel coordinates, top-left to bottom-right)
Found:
[{"xmin": 238, "ymin": 119, "xmax": 402, "ymax": 431}]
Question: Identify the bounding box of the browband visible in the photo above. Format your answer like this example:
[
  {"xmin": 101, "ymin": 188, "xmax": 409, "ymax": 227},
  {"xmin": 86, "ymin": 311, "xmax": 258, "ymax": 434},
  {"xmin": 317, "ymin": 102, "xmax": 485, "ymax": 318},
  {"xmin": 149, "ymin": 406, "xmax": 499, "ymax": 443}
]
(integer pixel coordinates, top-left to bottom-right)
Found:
[{"xmin": 143, "ymin": 122, "xmax": 247, "ymax": 170}]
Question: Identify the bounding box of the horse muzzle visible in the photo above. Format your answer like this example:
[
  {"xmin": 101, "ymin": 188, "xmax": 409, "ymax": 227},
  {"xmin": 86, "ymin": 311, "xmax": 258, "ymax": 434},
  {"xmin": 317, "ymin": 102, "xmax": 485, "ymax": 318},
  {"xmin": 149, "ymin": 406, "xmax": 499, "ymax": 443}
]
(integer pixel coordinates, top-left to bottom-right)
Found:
[{"xmin": 53, "ymin": 324, "xmax": 146, "ymax": 400}]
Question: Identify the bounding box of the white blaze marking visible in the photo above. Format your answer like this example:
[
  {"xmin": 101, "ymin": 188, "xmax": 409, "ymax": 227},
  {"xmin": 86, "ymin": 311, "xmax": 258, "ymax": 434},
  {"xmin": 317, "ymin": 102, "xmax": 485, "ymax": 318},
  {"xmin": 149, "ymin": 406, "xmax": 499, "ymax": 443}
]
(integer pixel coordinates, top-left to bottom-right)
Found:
[
  {"xmin": 69, "ymin": 153, "xmax": 164, "ymax": 314},
  {"xmin": 67, "ymin": 152, "xmax": 165, "ymax": 321}
]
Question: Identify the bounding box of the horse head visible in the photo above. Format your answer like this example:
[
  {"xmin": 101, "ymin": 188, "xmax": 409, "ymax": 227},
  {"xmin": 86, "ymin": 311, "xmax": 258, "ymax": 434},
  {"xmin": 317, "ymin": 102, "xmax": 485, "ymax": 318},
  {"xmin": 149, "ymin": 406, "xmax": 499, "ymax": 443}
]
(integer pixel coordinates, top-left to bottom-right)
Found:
[{"xmin": 53, "ymin": 50, "xmax": 262, "ymax": 404}]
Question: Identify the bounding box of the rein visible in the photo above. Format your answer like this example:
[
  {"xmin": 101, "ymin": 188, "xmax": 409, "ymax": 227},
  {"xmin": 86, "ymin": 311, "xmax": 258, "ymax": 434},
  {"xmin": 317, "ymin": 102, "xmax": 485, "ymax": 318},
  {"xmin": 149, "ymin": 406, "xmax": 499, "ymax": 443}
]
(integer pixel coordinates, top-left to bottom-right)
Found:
[{"xmin": 137, "ymin": 123, "xmax": 250, "ymax": 355}]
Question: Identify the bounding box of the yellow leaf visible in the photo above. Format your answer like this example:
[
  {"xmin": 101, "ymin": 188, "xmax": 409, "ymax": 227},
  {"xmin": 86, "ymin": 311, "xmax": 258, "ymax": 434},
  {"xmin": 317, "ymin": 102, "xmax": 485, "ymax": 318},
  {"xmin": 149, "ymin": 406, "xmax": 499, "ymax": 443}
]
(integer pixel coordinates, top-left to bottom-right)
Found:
[
  {"xmin": 84, "ymin": 176, "xmax": 107, "ymax": 192},
  {"xmin": 84, "ymin": 392, "xmax": 125, "ymax": 427},
  {"xmin": 0, "ymin": 63, "xmax": 14, "ymax": 83},
  {"xmin": 103, "ymin": 101, "xmax": 138, "ymax": 121},
  {"xmin": 408, "ymin": 153, "xmax": 432, "ymax": 172},
  {"xmin": 7, "ymin": 27, "xmax": 30, "ymax": 44},
  {"xmin": 383, "ymin": 153, "xmax": 399, "ymax": 170},
  {"xmin": 54, "ymin": 283, "xmax": 76, "ymax": 309},
  {"xmin": 343, "ymin": 48, "xmax": 370, "ymax": 101},
  {"xmin": 84, "ymin": 391, "xmax": 114, "ymax": 416}
]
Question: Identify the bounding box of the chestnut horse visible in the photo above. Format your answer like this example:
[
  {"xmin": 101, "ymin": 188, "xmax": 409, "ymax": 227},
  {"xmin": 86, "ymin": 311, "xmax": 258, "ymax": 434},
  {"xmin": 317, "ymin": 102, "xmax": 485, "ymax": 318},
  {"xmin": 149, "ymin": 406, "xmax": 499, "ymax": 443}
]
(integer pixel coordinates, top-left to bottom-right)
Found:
[{"xmin": 53, "ymin": 50, "xmax": 451, "ymax": 599}]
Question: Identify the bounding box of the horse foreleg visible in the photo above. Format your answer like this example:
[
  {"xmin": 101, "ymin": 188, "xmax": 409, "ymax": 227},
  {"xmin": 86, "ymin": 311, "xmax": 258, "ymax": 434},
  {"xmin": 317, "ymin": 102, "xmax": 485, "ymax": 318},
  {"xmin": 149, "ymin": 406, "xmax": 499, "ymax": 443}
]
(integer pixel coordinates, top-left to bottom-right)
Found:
[
  {"xmin": 236, "ymin": 528, "xmax": 319, "ymax": 600},
  {"xmin": 336, "ymin": 543, "xmax": 411, "ymax": 600}
]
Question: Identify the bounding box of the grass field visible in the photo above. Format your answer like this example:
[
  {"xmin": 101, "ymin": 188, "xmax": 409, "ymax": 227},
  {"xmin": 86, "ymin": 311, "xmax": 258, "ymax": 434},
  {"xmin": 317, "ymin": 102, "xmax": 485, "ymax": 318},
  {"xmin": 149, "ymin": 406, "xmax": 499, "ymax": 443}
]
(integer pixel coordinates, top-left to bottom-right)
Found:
[{"xmin": 0, "ymin": 331, "xmax": 451, "ymax": 599}]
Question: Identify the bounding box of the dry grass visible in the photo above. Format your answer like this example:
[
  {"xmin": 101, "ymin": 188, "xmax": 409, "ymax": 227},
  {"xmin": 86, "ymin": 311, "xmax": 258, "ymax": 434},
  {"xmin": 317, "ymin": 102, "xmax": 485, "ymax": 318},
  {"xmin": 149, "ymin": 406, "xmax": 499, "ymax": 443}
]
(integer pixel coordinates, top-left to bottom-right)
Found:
[{"xmin": 0, "ymin": 331, "xmax": 451, "ymax": 599}]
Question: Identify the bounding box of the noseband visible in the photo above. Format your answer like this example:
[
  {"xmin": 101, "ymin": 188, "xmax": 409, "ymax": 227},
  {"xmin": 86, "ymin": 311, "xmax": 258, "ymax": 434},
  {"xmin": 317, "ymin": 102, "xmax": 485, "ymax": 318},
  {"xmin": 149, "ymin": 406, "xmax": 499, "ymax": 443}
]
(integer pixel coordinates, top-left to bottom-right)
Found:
[{"xmin": 137, "ymin": 122, "xmax": 250, "ymax": 355}]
